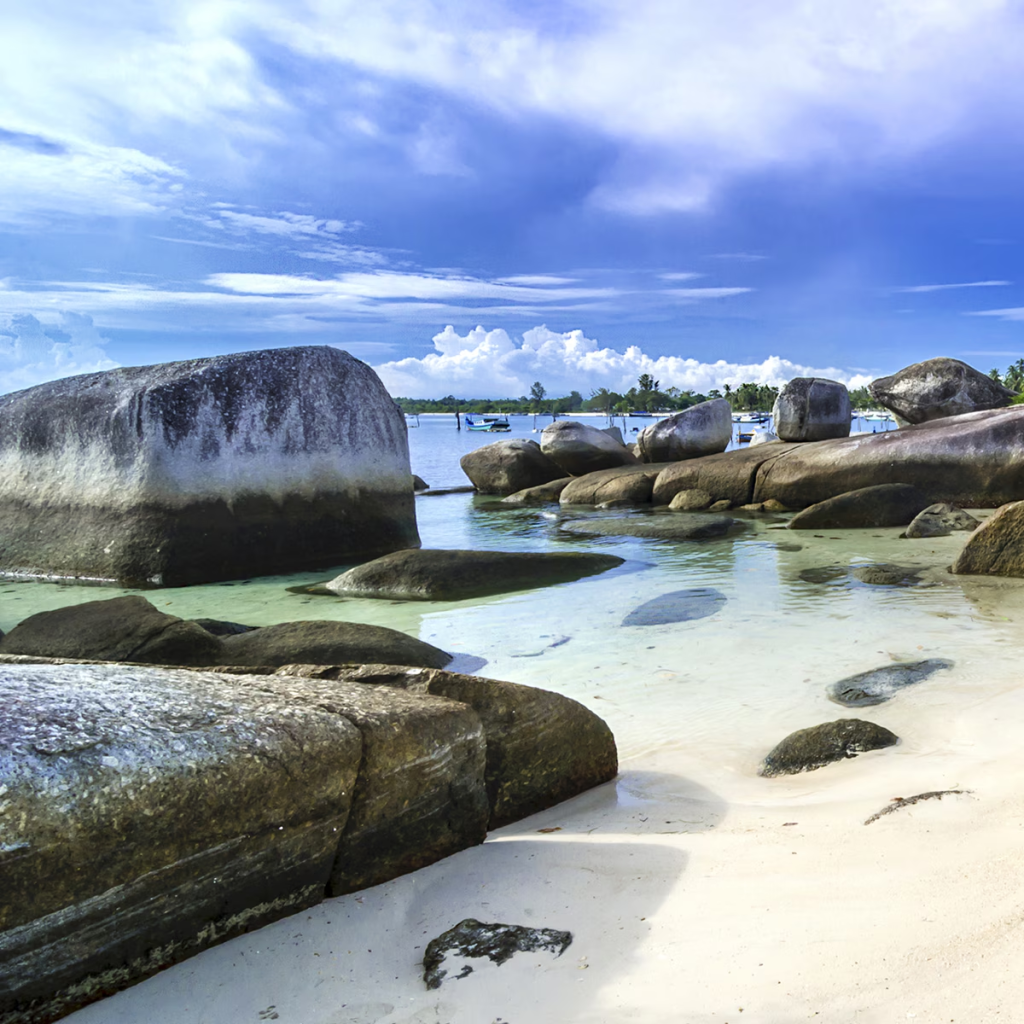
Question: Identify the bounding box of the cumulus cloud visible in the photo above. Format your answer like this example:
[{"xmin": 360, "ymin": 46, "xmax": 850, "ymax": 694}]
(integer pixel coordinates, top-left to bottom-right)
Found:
[
  {"xmin": 373, "ymin": 323, "xmax": 874, "ymax": 397},
  {"xmin": 0, "ymin": 312, "xmax": 119, "ymax": 394}
]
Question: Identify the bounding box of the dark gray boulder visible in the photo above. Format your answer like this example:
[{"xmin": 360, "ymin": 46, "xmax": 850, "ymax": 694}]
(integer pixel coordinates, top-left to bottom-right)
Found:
[
  {"xmin": 540, "ymin": 420, "xmax": 639, "ymax": 476},
  {"xmin": 622, "ymin": 587, "xmax": 727, "ymax": 625},
  {"xmin": 191, "ymin": 617, "xmax": 258, "ymax": 637},
  {"xmin": 869, "ymin": 357, "xmax": 1016, "ymax": 424},
  {"xmin": 560, "ymin": 514, "xmax": 742, "ymax": 542},
  {"xmin": 759, "ymin": 719, "xmax": 899, "ymax": 776},
  {"xmin": 412, "ymin": 474, "xmax": 430, "ymax": 492},
  {"xmin": 324, "ymin": 548, "xmax": 624, "ymax": 601},
  {"xmin": 772, "ymin": 377, "xmax": 851, "ymax": 441},
  {"xmin": 0, "ymin": 346, "xmax": 418, "ymax": 586},
  {"xmin": 635, "ymin": 399, "xmax": 732, "ymax": 463},
  {"xmin": 827, "ymin": 658, "xmax": 954, "ymax": 707},
  {"xmin": 0, "ymin": 596, "xmax": 223, "ymax": 665},
  {"xmin": 0, "ymin": 662, "xmax": 362, "ymax": 1023},
  {"xmin": 788, "ymin": 483, "xmax": 931, "ymax": 530},
  {"xmin": 904, "ymin": 502, "xmax": 980, "ymax": 539},
  {"xmin": 218, "ymin": 620, "xmax": 452, "ymax": 669},
  {"xmin": 459, "ymin": 439, "xmax": 564, "ymax": 495},
  {"xmin": 952, "ymin": 499, "xmax": 1024, "ymax": 577}
]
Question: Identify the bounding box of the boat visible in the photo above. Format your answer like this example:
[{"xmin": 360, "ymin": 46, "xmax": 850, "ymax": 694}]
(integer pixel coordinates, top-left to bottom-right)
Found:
[
  {"xmin": 466, "ymin": 415, "xmax": 511, "ymax": 432},
  {"xmin": 737, "ymin": 431, "xmax": 755, "ymax": 443},
  {"xmin": 733, "ymin": 412, "xmax": 771, "ymax": 424}
]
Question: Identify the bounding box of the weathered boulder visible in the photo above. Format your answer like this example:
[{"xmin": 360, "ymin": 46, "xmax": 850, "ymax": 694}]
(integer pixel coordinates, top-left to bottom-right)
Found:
[
  {"xmin": 772, "ymin": 377, "xmax": 851, "ymax": 441},
  {"xmin": 559, "ymin": 464, "xmax": 667, "ymax": 506},
  {"xmin": 412, "ymin": 474, "xmax": 430, "ymax": 492},
  {"xmin": 952, "ymin": 500, "xmax": 1024, "ymax": 577},
  {"xmin": 540, "ymin": 420, "xmax": 639, "ymax": 476},
  {"xmin": 0, "ymin": 595, "xmax": 223, "ymax": 665},
  {"xmin": 668, "ymin": 488, "xmax": 714, "ymax": 511},
  {"xmin": 601, "ymin": 425, "xmax": 626, "ymax": 445},
  {"xmin": 324, "ymin": 548, "xmax": 624, "ymax": 601},
  {"xmin": 229, "ymin": 673, "xmax": 489, "ymax": 895},
  {"xmin": 653, "ymin": 444, "xmax": 795, "ymax": 507},
  {"xmin": 904, "ymin": 503, "xmax": 980, "ymax": 539},
  {"xmin": 827, "ymin": 658, "xmax": 954, "ymax": 707},
  {"xmin": 500, "ymin": 477, "xmax": 573, "ymax": 504},
  {"xmin": 460, "ymin": 439, "xmax": 564, "ymax": 495},
  {"xmin": 852, "ymin": 563, "xmax": 924, "ymax": 586},
  {"xmin": 869, "ymin": 357, "xmax": 1016, "ymax": 424},
  {"xmin": 274, "ymin": 664, "xmax": 619, "ymax": 829},
  {"xmin": 622, "ymin": 587, "xmax": 727, "ymax": 625},
  {"xmin": 0, "ymin": 346, "xmax": 418, "ymax": 587},
  {"xmin": 560, "ymin": 514, "xmax": 742, "ymax": 542},
  {"xmin": 218, "ymin": 620, "xmax": 452, "ymax": 669},
  {"xmin": 787, "ymin": 483, "xmax": 931, "ymax": 530},
  {"xmin": 635, "ymin": 399, "xmax": 732, "ymax": 463},
  {"xmin": 0, "ymin": 663, "xmax": 362, "ymax": 1022},
  {"xmin": 759, "ymin": 719, "xmax": 899, "ymax": 776},
  {"xmin": 749, "ymin": 429, "xmax": 779, "ymax": 446}
]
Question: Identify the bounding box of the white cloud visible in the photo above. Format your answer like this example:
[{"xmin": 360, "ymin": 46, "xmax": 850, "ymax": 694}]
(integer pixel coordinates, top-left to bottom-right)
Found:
[
  {"xmin": 210, "ymin": 209, "xmax": 360, "ymax": 238},
  {"xmin": 495, "ymin": 275, "xmax": 581, "ymax": 286},
  {"xmin": 969, "ymin": 307, "xmax": 1024, "ymax": 321},
  {"xmin": 0, "ymin": 312, "xmax": 118, "ymax": 394},
  {"xmin": 893, "ymin": 280, "xmax": 1011, "ymax": 293},
  {"xmin": 373, "ymin": 323, "xmax": 874, "ymax": 397}
]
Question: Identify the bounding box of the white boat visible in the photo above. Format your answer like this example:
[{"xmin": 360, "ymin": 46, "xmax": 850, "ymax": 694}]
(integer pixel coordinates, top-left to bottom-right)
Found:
[{"xmin": 466, "ymin": 415, "xmax": 511, "ymax": 432}]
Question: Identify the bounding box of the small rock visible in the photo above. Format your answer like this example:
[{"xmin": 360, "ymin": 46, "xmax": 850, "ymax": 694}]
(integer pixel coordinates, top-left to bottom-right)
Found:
[
  {"xmin": 798, "ymin": 566, "xmax": 848, "ymax": 584},
  {"xmin": 668, "ymin": 488, "xmax": 714, "ymax": 511},
  {"xmin": 904, "ymin": 502, "xmax": 980, "ymax": 539},
  {"xmin": 412, "ymin": 474, "xmax": 430, "ymax": 492},
  {"xmin": 759, "ymin": 719, "xmax": 899, "ymax": 776},
  {"xmin": 709, "ymin": 499, "xmax": 732, "ymax": 511},
  {"xmin": 423, "ymin": 919, "xmax": 572, "ymax": 990},
  {"xmin": 762, "ymin": 499, "xmax": 791, "ymax": 512},
  {"xmin": 852, "ymin": 563, "xmax": 922, "ymax": 586},
  {"xmin": 827, "ymin": 658, "xmax": 954, "ymax": 707}
]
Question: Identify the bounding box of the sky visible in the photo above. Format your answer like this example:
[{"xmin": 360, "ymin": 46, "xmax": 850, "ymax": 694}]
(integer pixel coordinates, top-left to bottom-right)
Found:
[{"xmin": 4, "ymin": 0, "xmax": 1024, "ymax": 398}]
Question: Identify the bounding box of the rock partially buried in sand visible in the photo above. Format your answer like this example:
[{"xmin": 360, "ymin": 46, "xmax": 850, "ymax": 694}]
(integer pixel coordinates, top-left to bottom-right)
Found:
[
  {"xmin": 459, "ymin": 439, "xmax": 564, "ymax": 495},
  {"xmin": 423, "ymin": 919, "xmax": 573, "ymax": 989},
  {"xmin": 218, "ymin": 620, "xmax": 452, "ymax": 669},
  {"xmin": 759, "ymin": 719, "xmax": 899, "ymax": 776},
  {"xmin": 852, "ymin": 563, "xmax": 923, "ymax": 586},
  {"xmin": 788, "ymin": 484, "xmax": 931, "ymax": 530},
  {"xmin": 622, "ymin": 587, "xmax": 727, "ymax": 626},
  {"xmin": 0, "ymin": 346, "xmax": 419, "ymax": 586},
  {"xmin": 560, "ymin": 514, "xmax": 743, "ymax": 542},
  {"xmin": 903, "ymin": 502, "xmax": 980, "ymax": 539},
  {"xmin": 951, "ymin": 499, "xmax": 1024, "ymax": 578},
  {"xmin": 0, "ymin": 595, "xmax": 223, "ymax": 665},
  {"xmin": 827, "ymin": 658, "xmax": 954, "ymax": 707},
  {"xmin": 324, "ymin": 549, "xmax": 624, "ymax": 601},
  {"xmin": 772, "ymin": 377, "xmax": 851, "ymax": 441},
  {"xmin": 869, "ymin": 357, "xmax": 1016, "ymax": 424}
]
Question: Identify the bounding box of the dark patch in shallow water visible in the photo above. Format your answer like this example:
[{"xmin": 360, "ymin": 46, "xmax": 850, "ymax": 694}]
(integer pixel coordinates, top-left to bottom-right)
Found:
[
  {"xmin": 622, "ymin": 587, "xmax": 727, "ymax": 626},
  {"xmin": 798, "ymin": 566, "xmax": 848, "ymax": 585},
  {"xmin": 827, "ymin": 658, "xmax": 954, "ymax": 707}
]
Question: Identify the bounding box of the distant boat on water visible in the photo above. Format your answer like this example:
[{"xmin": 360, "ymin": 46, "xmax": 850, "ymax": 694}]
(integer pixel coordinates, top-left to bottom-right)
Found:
[{"xmin": 465, "ymin": 415, "xmax": 511, "ymax": 432}]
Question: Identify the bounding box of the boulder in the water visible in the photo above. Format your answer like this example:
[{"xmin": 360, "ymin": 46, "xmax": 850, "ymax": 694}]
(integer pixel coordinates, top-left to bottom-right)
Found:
[
  {"xmin": 788, "ymin": 484, "xmax": 931, "ymax": 530},
  {"xmin": 324, "ymin": 549, "xmax": 623, "ymax": 601},
  {"xmin": 0, "ymin": 346, "xmax": 418, "ymax": 586},
  {"xmin": 952, "ymin": 499, "xmax": 1024, "ymax": 578},
  {"xmin": 460, "ymin": 439, "xmax": 565, "ymax": 495},
  {"xmin": 827, "ymin": 658, "xmax": 954, "ymax": 707},
  {"xmin": 561, "ymin": 514, "xmax": 743, "ymax": 542},
  {"xmin": 869, "ymin": 357, "xmax": 1016, "ymax": 424},
  {"xmin": 852, "ymin": 563, "xmax": 923, "ymax": 586},
  {"xmin": 772, "ymin": 377, "xmax": 851, "ymax": 442},
  {"xmin": 540, "ymin": 420, "xmax": 639, "ymax": 476},
  {"xmin": 904, "ymin": 503, "xmax": 980, "ymax": 539},
  {"xmin": 622, "ymin": 587, "xmax": 727, "ymax": 626},
  {"xmin": 759, "ymin": 719, "xmax": 899, "ymax": 776},
  {"xmin": 635, "ymin": 399, "xmax": 732, "ymax": 463}
]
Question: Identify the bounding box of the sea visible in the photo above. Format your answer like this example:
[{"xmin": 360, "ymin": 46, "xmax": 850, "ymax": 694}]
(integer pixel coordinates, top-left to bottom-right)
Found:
[{"xmin": 3, "ymin": 410, "xmax": 1022, "ymax": 779}]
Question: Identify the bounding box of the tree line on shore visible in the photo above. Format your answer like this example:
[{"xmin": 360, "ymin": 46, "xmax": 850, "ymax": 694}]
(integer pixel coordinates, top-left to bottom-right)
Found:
[{"xmin": 396, "ymin": 374, "xmax": 879, "ymax": 416}]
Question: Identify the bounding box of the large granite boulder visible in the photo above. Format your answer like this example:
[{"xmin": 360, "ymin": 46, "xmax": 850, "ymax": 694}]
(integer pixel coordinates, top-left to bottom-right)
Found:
[
  {"xmin": 653, "ymin": 406, "xmax": 1024, "ymax": 510},
  {"xmin": 0, "ymin": 346, "xmax": 418, "ymax": 587},
  {"xmin": 459, "ymin": 439, "xmax": 564, "ymax": 495},
  {"xmin": 758, "ymin": 719, "xmax": 899, "ymax": 776},
  {"xmin": 324, "ymin": 548, "xmax": 623, "ymax": 601},
  {"xmin": 787, "ymin": 483, "xmax": 931, "ymax": 530},
  {"xmin": 869, "ymin": 357, "xmax": 1016, "ymax": 424},
  {"xmin": 635, "ymin": 399, "xmax": 731, "ymax": 463},
  {"xmin": 772, "ymin": 377, "xmax": 851, "ymax": 441},
  {"xmin": 0, "ymin": 663, "xmax": 363, "ymax": 1023},
  {"xmin": 0, "ymin": 595, "xmax": 223, "ymax": 665},
  {"xmin": 559, "ymin": 464, "xmax": 667, "ymax": 506},
  {"xmin": 540, "ymin": 420, "xmax": 640, "ymax": 476},
  {"xmin": 218, "ymin": 620, "xmax": 452, "ymax": 670},
  {"xmin": 951, "ymin": 500, "xmax": 1024, "ymax": 577}
]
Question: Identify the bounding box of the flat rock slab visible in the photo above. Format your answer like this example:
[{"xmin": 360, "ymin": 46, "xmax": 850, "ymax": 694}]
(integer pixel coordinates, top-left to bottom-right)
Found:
[
  {"xmin": 827, "ymin": 658, "xmax": 954, "ymax": 707},
  {"xmin": 423, "ymin": 918, "xmax": 572, "ymax": 990},
  {"xmin": 622, "ymin": 587, "xmax": 727, "ymax": 626},
  {"xmin": 788, "ymin": 483, "xmax": 931, "ymax": 530},
  {"xmin": 560, "ymin": 514, "xmax": 744, "ymax": 542},
  {"xmin": 0, "ymin": 663, "xmax": 361, "ymax": 1023},
  {"xmin": 324, "ymin": 548, "xmax": 624, "ymax": 601},
  {"xmin": 759, "ymin": 719, "xmax": 899, "ymax": 776}
]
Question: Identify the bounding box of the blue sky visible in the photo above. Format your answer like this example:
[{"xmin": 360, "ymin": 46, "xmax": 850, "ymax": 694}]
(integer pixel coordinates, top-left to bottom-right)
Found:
[{"xmin": 4, "ymin": 0, "xmax": 1024, "ymax": 398}]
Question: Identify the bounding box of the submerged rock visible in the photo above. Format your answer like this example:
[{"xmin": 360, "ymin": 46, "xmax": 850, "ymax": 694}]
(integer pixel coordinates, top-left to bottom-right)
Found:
[
  {"xmin": 827, "ymin": 658, "xmax": 954, "ymax": 707},
  {"xmin": 561, "ymin": 514, "xmax": 742, "ymax": 542},
  {"xmin": 622, "ymin": 587, "xmax": 727, "ymax": 626},
  {"xmin": 852, "ymin": 563, "xmax": 923, "ymax": 586},
  {"xmin": 904, "ymin": 502, "xmax": 980, "ymax": 539},
  {"xmin": 324, "ymin": 549, "xmax": 624, "ymax": 601},
  {"xmin": 788, "ymin": 483, "xmax": 932, "ymax": 530},
  {"xmin": 635, "ymin": 399, "xmax": 732, "ymax": 463},
  {"xmin": 759, "ymin": 719, "xmax": 899, "ymax": 776},
  {"xmin": 540, "ymin": 420, "xmax": 639, "ymax": 476},
  {"xmin": 423, "ymin": 919, "xmax": 572, "ymax": 990},
  {"xmin": 772, "ymin": 377, "xmax": 851, "ymax": 442},
  {"xmin": 869, "ymin": 357, "xmax": 1016, "ymax": 424},
  {"xmin": 460, "ymin": 439, "xmax": 564, "ymax": 495},
  {"xmin": 0, "ymin": 346, "xmax": 418, "ymax": 586}
]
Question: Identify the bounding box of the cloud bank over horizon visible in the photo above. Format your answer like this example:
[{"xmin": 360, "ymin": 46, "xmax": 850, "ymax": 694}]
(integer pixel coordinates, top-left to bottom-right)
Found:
[
  {"xmin": 373, "ymin": 324, "xmax": 876, "ymax": 399},
  {"xmin": 0, "ymin": 313, "xmax": 118, "ymax": 394}
]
